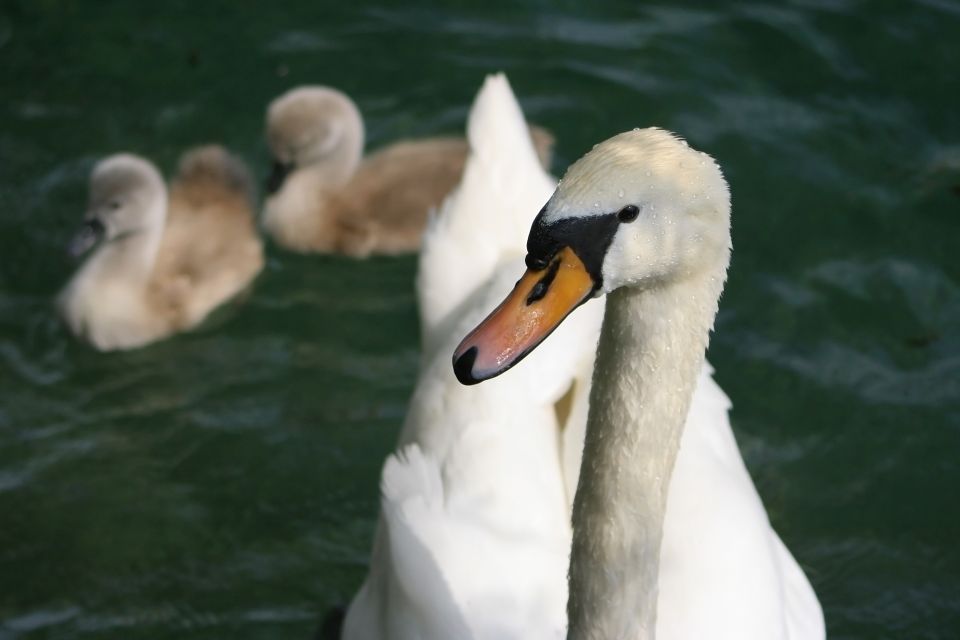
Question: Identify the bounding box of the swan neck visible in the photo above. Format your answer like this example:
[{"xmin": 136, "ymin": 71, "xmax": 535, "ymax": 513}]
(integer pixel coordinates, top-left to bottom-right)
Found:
[{"xmin": 567, "ymin": 272, "xmax": 721, "ymax": 640}]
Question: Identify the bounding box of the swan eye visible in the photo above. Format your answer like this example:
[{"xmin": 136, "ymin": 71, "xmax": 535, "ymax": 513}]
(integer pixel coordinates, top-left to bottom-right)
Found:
[
  {"xmin": 617, "ymin": 205, "xmax": 639, "ymax": 223},
  {"xmin": 109, "ymin": 200, "xmax": 121, "ymax": 210}
]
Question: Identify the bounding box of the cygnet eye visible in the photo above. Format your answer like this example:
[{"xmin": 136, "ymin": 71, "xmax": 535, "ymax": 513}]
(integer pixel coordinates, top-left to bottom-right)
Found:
[
  {"xmin": 617, "ymin": 204, "xmax": 639, "ymax": 223},
  {"xmin": 109, "ymin": 200, "xmax": 121, "ymax": 210}
]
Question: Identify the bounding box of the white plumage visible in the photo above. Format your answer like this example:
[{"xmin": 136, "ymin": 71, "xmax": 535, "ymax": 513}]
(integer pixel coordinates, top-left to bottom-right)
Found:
[
  {"xmin": 343, "ymin": 73, "xmax": 597, "ymax": 640},
  {"xmin": 346, "ymin": 74, "xmax": 824, "ymax": 640}
]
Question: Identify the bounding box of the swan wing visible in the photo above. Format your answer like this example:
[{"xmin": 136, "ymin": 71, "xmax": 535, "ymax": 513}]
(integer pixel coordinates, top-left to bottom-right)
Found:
[
  {"xmin": 417, "ymin": 73, "xmax": 555, "ymax": 345},
  {"xmin": 346, "ymin": 74, "xmax": 584, "ymax": 640},
  {"xmin": 656, "ymin": 365, "xmax": 825, "ymax": 639}
]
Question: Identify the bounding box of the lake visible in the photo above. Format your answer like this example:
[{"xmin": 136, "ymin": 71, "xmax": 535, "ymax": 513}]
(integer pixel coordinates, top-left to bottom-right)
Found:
[{"xmin": 0, "ymin": 1, "xmax": 958, "ymax": 638}]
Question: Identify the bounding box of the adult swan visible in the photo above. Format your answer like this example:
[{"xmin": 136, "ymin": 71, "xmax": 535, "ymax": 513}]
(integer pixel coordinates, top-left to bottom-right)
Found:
[{"xmin": 454, "ymin": 128, "xmax": 824, "ymax": 639}]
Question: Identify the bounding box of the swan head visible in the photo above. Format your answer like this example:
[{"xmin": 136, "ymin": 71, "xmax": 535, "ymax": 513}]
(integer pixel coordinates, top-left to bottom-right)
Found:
[
  {"xmin": 264, "ymin": 86, "xmax": 364, "ymax": 193},
  {"xmin": 453, "ymin": 128, "xmax": 730, "ymax": 385},
  {"xmin": 68, "ymin": 154, "xmax": 167, "ymax": 258}
]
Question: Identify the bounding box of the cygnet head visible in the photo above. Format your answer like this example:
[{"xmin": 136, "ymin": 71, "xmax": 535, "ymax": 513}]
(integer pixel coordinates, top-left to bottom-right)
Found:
[
  {"xmin": 453, "ymin": 127, "xmax": 731, "ymax": 385},
  {"xmin": 69, "ymin": 154, "xmax": 167, "ymax": 258},
  {"xmin": 264, "ymin": 86, "xmax": 364, "ymax": 194}
]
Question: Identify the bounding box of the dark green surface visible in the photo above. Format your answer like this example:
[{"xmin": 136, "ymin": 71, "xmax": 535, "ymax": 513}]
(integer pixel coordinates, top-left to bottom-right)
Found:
[{"xmin": 1, "ymin": 1, "xmax": 958, "ymax": 638}]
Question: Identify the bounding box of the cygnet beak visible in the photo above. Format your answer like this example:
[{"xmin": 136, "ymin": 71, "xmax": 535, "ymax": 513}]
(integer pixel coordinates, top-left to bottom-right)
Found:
[
  {"xmin": 453, "ymin": 246, "xmax": 596, "ymax": 385},
  {"xmin": 68, "ymin": 218, "xmax": 106, "ymax": 258},
  {"xmin": 265, "ymin": 160, "xmax": 294, "ymax": 194}
]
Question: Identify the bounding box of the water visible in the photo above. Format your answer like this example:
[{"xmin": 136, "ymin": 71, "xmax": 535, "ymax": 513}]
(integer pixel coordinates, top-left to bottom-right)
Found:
[{"xmin": 1, "ymin": 1, "xmax": 958, "ymax": 638}]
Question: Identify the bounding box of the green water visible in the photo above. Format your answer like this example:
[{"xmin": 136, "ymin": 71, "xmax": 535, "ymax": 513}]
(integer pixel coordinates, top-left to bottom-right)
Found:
[{"xmin": 1, "ymin": 1, "xmax": 958, "ymax": 638}]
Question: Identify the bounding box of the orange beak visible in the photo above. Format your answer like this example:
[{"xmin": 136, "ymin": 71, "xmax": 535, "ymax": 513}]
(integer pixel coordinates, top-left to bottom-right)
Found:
[{"xmin": 453, "ymin": 247, "xmax": 596, "ymax": 385}]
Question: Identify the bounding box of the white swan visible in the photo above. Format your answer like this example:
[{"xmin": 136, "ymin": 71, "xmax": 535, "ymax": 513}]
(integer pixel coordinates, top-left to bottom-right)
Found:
[
  {"xmin": 455, "ymin": 128, "xmax": 825, "ymax": 639},
  {"xmin": 262, "ymin": 85, "xmax": 555, "ymax": 257},
  {"xmin": 342, "ymin": 74, "xmax": 603, "ymax": 640},
  {"xmin": 57, "ymin": 146, "xmax": 264, "ymax": 351}
]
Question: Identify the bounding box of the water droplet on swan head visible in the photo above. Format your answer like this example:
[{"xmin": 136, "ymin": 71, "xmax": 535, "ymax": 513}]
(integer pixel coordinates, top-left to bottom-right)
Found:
[{"xmin": 617, "ymin": 189, "xmax": 624, "ymax": 198}]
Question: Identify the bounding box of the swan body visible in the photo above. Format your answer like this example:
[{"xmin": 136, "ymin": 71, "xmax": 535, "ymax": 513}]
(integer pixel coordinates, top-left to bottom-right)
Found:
[
  {"xmin": 262, "ymin": 85, "xmax": 555, "ymax": 257},
  {"xmin": 455, "ymin": 128, "xmax": 824, "ymax": 639},
  {"xmin": 343, "ymin": 74, "xmax": 602, "ymax": 640},
  {"xmin": 57, "ymin": 146, "xmax": 264, "ymax": 350}
]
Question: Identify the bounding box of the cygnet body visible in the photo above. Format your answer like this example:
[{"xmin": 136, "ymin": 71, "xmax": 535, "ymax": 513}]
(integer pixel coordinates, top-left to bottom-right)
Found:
[
  {"xmin": 262, "ymin": 85, "xmax": 555, "ymax": 256},
  {"xmin": 58, "ymin": 146, "xmax": 264, "ymax": 350}
]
